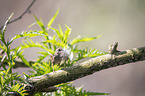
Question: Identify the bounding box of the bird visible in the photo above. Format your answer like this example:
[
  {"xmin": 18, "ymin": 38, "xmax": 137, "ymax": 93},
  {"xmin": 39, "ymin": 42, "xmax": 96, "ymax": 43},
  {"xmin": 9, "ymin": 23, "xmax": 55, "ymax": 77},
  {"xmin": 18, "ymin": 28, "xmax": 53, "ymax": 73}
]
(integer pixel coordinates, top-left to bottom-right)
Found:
[
  {"xmin": 51, "ymin": 48, "xmax": 64, "ymax": 72},
  {"xmin": 51, "ymin": 48, "xmax": 63, "ymax": 65},
  {"xmin": 51, "ymin": 48, "xmax": 69, "ymax": 72}
]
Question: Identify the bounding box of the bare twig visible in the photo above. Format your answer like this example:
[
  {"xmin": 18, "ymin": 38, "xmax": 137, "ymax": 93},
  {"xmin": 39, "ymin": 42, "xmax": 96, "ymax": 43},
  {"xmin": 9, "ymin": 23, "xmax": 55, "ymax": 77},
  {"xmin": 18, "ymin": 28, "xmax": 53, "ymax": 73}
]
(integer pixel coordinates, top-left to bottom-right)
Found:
[{"xmin": 0, "ymin": 0, "xmax": 37, "ymax": 30}]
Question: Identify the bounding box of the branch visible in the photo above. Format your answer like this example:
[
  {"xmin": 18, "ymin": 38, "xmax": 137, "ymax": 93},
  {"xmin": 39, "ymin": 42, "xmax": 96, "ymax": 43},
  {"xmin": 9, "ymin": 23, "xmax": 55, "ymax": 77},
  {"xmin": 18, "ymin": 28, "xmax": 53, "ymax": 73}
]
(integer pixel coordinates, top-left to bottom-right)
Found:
[
  {"xmin": 0, "ymin": 0, "xmax": 37, "ymax": 30},
  {"xmin": 25, "ymin": 44, "xmax": 145, "ymax": 95}
]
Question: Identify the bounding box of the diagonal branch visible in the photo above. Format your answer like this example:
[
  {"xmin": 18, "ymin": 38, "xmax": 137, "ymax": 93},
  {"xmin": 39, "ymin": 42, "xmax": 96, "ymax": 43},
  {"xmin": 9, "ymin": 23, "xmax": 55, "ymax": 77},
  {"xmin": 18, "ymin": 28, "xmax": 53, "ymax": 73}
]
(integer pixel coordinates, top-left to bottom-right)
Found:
[
  {"xmin": 26, "ymin": 45, "xmax": 145, "ymax": 95},
  {"xmin": 0, "ymin": 0, "xmax": 37, "ymax": 30}
]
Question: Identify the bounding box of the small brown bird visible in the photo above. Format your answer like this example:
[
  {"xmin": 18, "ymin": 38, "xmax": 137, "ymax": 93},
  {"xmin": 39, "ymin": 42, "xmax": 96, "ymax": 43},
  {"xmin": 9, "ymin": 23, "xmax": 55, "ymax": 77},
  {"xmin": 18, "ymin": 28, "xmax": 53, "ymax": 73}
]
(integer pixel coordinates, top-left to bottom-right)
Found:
[
  {"xmin": 51, "ymin": 48, "xmax": 63, "ymax": 72},
  {"xmin": 51, "ymin": 48, "xmax": 63, "ymax": 65},
  {"xmin": 51, "ymin": 48, "xmax": 69, "ymax": 72}
]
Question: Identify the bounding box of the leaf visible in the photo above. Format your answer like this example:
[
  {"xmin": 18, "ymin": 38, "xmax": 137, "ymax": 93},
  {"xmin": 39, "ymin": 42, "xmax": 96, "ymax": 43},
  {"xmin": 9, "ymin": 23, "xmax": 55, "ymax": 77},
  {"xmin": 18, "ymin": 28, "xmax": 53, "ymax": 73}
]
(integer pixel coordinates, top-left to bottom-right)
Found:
[
  {"xmin": 82, "ymin": 49, "xmax": 106, "ymax": 58},
  {"xmin": 50, "ymin": 27, "xmax": 63, "ymax": 41},
  {"xmin": 29, "ymin": 62, "xmax": 60, "ymax": 76},
  {"xmin": 11, "ymin": 31, "xmax": 46, "ymax": 41},
  {"xmin": 43, "ymin": 39, "xmax": 65, "ymax": 47},
  {"xmin": 17, "ymin": 50, "xmax": 30, "ymax": 67},
  {"xmin": 58, "ymin": 24, "xmax": 64, "ymax": 37},
  {"xmin": 71, "ymin": 35, "xmax": 101, "ymax": 45},
  {"xmin": 0, "ymin": 44, "xmax": 5, "ymax": 51},
  {"xmin": 2, "ymin": 12, "xmax": 14, "ymax": 33},
  {"xmin": 76, "ymin": 86, "xmax": 83, "ymax": 92},
  {"xmin": 12, "ymin": 38, "xmax": 55, "ymax": 62},
  {"xmin": 20, "ymin": 39, "xmax": 51, "ymax": 52},
  {"xmin": 86, "ymin": 92, "xmax": 110, "ymax": 95},
  {"xmin": 56, "ymin": 82, "xmax": 73, "ymax": 87},
  {"xmin": 27, "ymin": 22, "xmax": 37, "ymax": 28},
  {"xmin": 9, "ymin": 83, "xmax": 28, "ymax": 96},
  {"xmin": 63, "ymin": 25, "xmax": 71, "ymax": 44},
  {"xmin": 13, "ymin": 39, "xmax": 54, "ymax": 62},
  {"xmin": 47, "ymin": 9, "xmax": 59, "ymax": 28},
  {"xmin": 34, "ymin": 15, "xmax": 45, "ymax": 31},
  {"xmin": 37, "ymin": 56, "xmax": 46, "ymax": 62},
  {"xmin": 37, "ymin": 51, "xmax": 51, "ymax": 62},
  {"xmin": 55, "ymin": 83, "xmax": 110, "ymax": 96},
  {"xmin": 23, "ymin": 72, "xmax": 31, "ymax": 78},
  {"xmin": 37, "ymin": 51, "xmax": 49, "ymax": 55}
]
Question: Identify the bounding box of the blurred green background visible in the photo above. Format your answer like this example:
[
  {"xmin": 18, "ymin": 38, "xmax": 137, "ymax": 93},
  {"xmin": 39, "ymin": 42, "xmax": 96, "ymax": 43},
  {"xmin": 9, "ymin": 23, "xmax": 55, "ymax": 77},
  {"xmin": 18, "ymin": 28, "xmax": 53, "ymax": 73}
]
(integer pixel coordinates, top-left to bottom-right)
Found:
[{"xmin": 0, "ymin": 0, "xmax": 145, "ymax": 96}]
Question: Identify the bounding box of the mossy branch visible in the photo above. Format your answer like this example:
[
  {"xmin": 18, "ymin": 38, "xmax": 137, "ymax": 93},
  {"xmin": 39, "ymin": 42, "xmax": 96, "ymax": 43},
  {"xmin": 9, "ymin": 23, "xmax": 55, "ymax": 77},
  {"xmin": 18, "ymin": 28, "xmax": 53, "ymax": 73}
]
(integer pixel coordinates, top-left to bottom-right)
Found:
[{"xmin": 25, "ymin": 44, "xmax": 145, "ymax": 95}]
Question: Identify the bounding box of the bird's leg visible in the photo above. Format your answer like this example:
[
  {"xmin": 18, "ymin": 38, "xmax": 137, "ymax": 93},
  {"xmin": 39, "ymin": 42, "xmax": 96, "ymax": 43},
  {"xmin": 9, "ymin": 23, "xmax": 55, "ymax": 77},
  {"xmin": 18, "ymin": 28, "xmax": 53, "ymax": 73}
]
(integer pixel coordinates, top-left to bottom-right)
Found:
[
  {"xmin": 63, "ymin": 61, "xmax": 66, "ymax": 68},
  {"xmin": 52, "ymin": 62, "xmax": 54, "ymax": 73},
  {"xmin": 50, "ymin": 55, "xmax": 55, "ymax": 73}
]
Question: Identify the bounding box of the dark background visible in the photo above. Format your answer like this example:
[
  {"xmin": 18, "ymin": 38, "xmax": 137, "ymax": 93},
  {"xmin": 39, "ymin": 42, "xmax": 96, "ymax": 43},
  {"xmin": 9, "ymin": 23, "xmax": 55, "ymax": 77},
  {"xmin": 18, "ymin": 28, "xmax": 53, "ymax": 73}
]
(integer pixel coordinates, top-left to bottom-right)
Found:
[{"xmin": 0, "ymin": 0, "xmax": 145, "ymax": 96}]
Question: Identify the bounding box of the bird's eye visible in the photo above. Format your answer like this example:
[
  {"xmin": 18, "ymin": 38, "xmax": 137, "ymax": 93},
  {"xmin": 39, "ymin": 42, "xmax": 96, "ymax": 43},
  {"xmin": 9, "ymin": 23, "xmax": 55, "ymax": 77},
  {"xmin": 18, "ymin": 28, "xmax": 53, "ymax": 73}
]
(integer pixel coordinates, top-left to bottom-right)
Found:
[{"xmin": 58, "ymin": 48, "xmax": 62, "ymax": 51}]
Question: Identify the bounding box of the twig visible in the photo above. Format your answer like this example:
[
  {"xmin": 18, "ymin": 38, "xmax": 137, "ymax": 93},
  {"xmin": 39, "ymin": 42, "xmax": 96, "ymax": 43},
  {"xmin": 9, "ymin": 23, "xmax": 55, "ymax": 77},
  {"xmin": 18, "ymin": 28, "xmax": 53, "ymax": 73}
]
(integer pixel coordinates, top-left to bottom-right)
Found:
[{"xmin": 0, "ymin": 0, "xmax": 37, "ymax": 30}]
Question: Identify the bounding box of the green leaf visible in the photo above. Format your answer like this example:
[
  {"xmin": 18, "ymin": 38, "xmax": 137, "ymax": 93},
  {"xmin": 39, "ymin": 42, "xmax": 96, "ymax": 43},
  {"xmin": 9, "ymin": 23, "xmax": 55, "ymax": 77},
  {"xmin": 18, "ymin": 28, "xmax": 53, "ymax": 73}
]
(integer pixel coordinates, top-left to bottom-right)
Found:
[
  {"xmin": 11, "ymin": 31, "xmax": 46, "ymax": 41},
  {"xmin": 82, "ymin": 48, "xmax": 106, "ymax": 58},
  {"xmin": 63, "ymin": 25, "xmax": 71, "ymax": 44},
  {"xmin": 37, "ymin": 51, "xmax": 50, "ymax": 55},
  {"xmin": 0, "ymin": 30, "xmax": 2, "ymax": 35},
  {"xmin": 30, "ymin": 62, "xmax": 61, "ymax": 76},
  {"xmin": 17, "ymin": 50, "xmax": 30, "ymax": 67},
  {"xmin": 0, "ymin": 13, "xmax": 14, "ymax": 46},
  {"xmin": 71, "ymin": 35, "xmax": 101, "ymax": 45},
  {"xmin": 23, "ymin": 72, "xmax": 31, "ymax": 78},
  {"xmin": 37, "ymin": 51, "xmax": 50, "ymax": 62},
  {"xmin": 86, "ymin": 92, "xmax": 110, "ymax": 95},
  {"xmin": 50, "ymin": 27, "xmax": 63, "ymax": 41},
  {"xmin": 20, "ymin": 39, "xmax": 51, "ymax": 52},
  {"xmin": 47, "ymin": 9, "xmax": 59, "ymax": 28},
  {"xmin": 43, "ymin": 39, "xmax": 65, "ymax": 47},
  {"xmin": 12, "ymin": 39, "xmax": 54, "ymax": 60},
  {"xmin": 27, "ymin": 22, "xmax": 37, "ymax": 28},
  {"xmin": 0, "ymin": 30, "xmax": 3, "ymax": 40},
  {"xmin": 55, "ymin": 83, "xmax": 110, "ymax": 96},
  {"xmin": 37, "ymin": 56, "xmax": 46, "ymax": 62},
  {"xmin": 2, "ymin": 12, "xmax": 14, "ymax": 32},
  {"xmin": 34, "ymin": 15, "xmax": 45, "ymax": 31},
  {"xmin": 9, "ymin": 83, "xmax": 28, "ymax": 96},
  {"xmin": 0, "ymin": 44, "xmax": 5, "ymax": 51},
  {"xmin": 58, "ymin": 24, "xmax": 64, "ymax": 37}
]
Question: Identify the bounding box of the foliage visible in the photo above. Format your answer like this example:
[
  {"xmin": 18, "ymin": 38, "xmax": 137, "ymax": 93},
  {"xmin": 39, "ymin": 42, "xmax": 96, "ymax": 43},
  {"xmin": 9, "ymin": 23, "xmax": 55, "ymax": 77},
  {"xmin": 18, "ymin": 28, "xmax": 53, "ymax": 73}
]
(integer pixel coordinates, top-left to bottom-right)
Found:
[
  {"xmin": 54, "ymin": 83, "xmax": 109, "ymax": 96},
  {"xmin": 0, "ymin": 9, "xmax": 108, "ymax": 95},
  {"xmin": 0, "ymin": 13, "xmax": 27, "ymax": 96}
]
